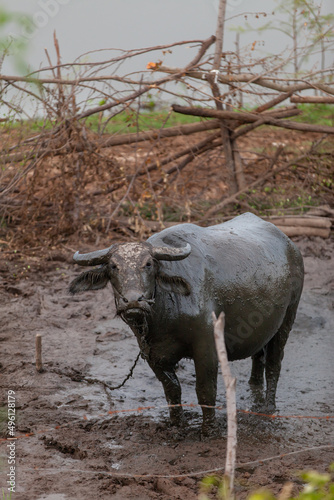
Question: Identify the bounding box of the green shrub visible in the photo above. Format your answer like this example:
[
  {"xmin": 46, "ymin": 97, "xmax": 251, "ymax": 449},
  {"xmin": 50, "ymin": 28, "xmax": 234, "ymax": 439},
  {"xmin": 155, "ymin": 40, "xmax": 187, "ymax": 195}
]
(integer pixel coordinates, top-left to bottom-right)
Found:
[{"xmin": 199, "ymin": 465, "xmax": 334, "ymax": 500}]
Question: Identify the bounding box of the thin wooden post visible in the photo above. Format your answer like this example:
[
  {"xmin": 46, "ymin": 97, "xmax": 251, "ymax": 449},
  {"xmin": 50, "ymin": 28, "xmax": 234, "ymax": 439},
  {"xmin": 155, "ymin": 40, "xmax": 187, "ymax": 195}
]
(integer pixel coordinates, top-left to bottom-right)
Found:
[
  {"xmin": 212, "ymin": 312, "xmax": 237, "ymax": 498},
  {"xmin": 35, "ymin": 334, "xmax": 43, "ymax": 373}
]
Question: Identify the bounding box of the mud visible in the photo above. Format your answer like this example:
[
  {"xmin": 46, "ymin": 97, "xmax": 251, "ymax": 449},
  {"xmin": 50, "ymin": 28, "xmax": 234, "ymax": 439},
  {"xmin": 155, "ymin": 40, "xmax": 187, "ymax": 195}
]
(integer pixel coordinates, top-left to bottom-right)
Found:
[{"xmin": 0, "ymin": 236, "xmax": 333, "ymax": 499}]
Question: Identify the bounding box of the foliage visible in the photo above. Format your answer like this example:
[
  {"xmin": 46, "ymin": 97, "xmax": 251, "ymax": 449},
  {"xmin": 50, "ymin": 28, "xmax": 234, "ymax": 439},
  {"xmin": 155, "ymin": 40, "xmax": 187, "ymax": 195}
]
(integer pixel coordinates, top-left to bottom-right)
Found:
[
  {"xmin": 2, "ymin": 490, "xmax": 12, "ymax": 500},
  {"xmin": 198, "ymin": 465, "xmax": 334, "ymax": 500},
  {"xmin": 0, "ymin": 7, "xmax": 32, "ymax": 73},
  {"xmin": 248, "ymin": 466, "xmax": 334, "ymax": 500},
  {"xmin": 199, "ymin": 475, "xmax": 231, "ymax": 500},
  {"xmin": 231, "ymin": 0, "xmax": 334, "ymax": 75},
  {"xmin": 0, "ymin": 406, "xmax": 7, "ymax": 436}
]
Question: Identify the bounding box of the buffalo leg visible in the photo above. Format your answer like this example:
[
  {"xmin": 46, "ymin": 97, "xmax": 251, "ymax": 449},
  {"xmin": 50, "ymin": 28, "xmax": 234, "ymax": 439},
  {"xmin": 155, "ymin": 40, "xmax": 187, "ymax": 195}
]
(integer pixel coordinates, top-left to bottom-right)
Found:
[
  {"xmin": 264, "ymin": 303, "xmax": 298, "ymax": 412},
  {"xmin": 193, "ymin": 346, "xmax": 218, "ymax": 436},
  {"xmin": 249, "ymin": 348, "xmax": 266, "ymax": 386},
  {"xmin": 147, "ymin": 361, "xmax": 184, "ymax": 425}
]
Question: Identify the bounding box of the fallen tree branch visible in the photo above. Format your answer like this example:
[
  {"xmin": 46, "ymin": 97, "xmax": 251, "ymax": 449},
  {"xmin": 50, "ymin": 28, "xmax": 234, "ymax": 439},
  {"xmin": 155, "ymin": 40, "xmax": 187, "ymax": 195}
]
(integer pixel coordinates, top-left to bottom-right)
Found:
[
  {"xmin": 290, "ymin": 96, "xmax": 334, "ymax": 104},
  {"xmin": 172, "ymin": 104, "xmax": 334, "ymax": 134},
  {"xmin": 269, "ymin": 216, "xmax": 332, "ymax": 228},
  {"xmin": 275, "ymin": 226, "xmax": 331, "ymax": 238},
  {"xmin": 254, "ymin": 90, "xmax": 296, "ymax": 113},
  {"xmin": 100, "ymin": 119, "xmax": 221, "ymax": 148},
  {"xmin": 231, "ymin": 108, "xmax": 301, "ymax": 140}
]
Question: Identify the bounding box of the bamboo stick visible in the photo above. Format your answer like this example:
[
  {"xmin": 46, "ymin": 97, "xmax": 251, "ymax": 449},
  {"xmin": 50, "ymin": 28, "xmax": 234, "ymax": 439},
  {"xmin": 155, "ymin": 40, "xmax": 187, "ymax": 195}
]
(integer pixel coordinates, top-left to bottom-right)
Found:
[
  {"xmin": 212, "ymin": 311, "xmax": 237, "ymax": 497},
  {"xmin": 35, "ymin": 334, "xmax": 43, "ymax": 373}
]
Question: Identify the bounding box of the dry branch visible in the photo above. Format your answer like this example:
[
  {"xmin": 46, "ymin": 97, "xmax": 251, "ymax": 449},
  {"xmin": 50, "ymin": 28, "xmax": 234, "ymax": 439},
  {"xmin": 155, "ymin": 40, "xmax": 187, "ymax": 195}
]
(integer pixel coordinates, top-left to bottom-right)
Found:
[
  {"xmin": 76, "ymin": 75, "xmax": 174, "ymax": 120},
  {"xmin": 184, "ymin": 35, "xmax": 216, "ymax": 70},
  {"xmin": 155, "ymin": 66, "xmax": 334, "ymax": 95},
  {"xmin": 100, "ymin": 119, "xmax": 221, "ymax": 148},
  {"xmin": 0, "ymin": 105, "xmax": 300, "ymax": 167},
  {"xmin": 231, "ymin": 108, "xmax": 301, "ymax": 140},
  {"xmin": 172, "ymin": 104, "xmax": 334, "ymax": 134},
  {"xmin": 291, "ymin": 96, "xmax": 334, "ymax": 104},
  {"xmin": 254, "ymin": 91, "xmax": 295, "ymax": 113},
  {"xmin": 276, "ymin": 226, "xmax": 331, "ymax": 238},
  {"xmin": 271, "ymin": 216, "xmax": 332, "ymax": 238},
  {"xmin": 270, "ymin": 216, "xmax": 331, "ymax": 228},
  {"xmin": 76, "ymin": 35, "xmax": 216, "ymax": 121}
]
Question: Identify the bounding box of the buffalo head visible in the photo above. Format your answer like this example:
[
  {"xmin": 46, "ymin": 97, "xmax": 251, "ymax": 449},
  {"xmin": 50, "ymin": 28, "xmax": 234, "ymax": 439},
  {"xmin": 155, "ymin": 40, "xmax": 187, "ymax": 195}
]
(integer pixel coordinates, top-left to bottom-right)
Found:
[{"xmin": 69, "ymin": 241, "xmax": 191, "ymax": 324}]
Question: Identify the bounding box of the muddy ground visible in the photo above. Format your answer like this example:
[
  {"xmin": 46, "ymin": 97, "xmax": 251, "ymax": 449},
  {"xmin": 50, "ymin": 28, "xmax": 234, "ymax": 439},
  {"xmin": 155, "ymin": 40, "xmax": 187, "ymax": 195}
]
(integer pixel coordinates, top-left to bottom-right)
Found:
[{"xmin": 0, "ymin": 234, "xmax": 333, "ymax": 499}]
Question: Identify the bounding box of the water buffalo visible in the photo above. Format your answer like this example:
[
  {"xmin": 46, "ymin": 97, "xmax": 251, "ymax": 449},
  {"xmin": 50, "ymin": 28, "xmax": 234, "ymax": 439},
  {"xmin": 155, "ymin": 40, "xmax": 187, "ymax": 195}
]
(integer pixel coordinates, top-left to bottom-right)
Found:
[{"xmin": 69, "ymin": 213, "xmax": 304, "ymax": 435}]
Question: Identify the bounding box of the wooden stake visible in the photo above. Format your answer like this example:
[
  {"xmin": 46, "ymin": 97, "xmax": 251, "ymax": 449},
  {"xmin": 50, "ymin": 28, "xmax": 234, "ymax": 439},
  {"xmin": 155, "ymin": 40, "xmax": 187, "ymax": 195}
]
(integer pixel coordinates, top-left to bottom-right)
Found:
[
  {"xmin": 35, "ymin": 334, "xmax": 43, "ymax": 373},
  {"xmin": 212, "ymin": 311, "xmax": 237, "ymax": 498}
]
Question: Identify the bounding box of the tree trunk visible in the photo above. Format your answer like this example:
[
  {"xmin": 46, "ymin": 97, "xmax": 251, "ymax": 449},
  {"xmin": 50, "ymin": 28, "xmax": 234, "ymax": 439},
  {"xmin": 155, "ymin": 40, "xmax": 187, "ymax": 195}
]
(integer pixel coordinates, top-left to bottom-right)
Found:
[{"xmin": 210, "ymin": 0, "xmax": 238, "ymax": 193}]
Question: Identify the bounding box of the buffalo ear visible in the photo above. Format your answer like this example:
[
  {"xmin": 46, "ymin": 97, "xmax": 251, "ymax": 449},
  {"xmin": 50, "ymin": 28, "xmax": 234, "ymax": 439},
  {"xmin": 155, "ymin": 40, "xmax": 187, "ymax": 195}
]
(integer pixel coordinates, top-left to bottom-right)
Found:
[
  {"xmin": 157, "ymin": 272, "xmax": 191, "ymax": 296},
  {"xmin": 69, "ymin": 267, "xmax": 109, "ymax": 294}
]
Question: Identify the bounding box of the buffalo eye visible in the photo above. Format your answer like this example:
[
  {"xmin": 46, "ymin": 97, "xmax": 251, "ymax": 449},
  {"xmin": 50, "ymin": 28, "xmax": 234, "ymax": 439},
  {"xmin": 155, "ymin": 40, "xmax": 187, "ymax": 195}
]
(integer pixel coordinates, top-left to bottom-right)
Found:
[
  {"xmin": 145, "ymin": 261, "xmax": 153, "ymax": 269},
  {"xmin": 110, "ymin": 262, "xmax": 118, "ymax": 271}
]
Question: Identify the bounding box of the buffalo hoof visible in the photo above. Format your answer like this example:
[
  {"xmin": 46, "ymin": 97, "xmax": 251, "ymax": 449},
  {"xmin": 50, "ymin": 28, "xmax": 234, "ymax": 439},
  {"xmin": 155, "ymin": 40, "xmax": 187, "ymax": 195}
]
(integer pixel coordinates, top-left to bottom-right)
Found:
[
  {"xmin": 201, "ymin": 419, "xmax": 221, "ymax": 440},
  {"xmin": 262, "ymin": 402, "xmax": 276, "ymax": 415},
  {"xmin": 170, "ymin": 411, "xmax": 187, "ymax": 428},
  {"xmin": 253, "ymin": 401, "xmax": 276, "ymax": 415}
]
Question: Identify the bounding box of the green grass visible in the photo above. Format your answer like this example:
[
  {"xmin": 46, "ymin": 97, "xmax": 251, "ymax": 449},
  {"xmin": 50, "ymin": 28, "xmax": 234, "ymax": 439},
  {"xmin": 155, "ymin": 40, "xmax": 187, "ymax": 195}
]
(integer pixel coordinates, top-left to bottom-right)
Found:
[
  {"xmin": 240, "ymin": 103, "xmax": 334, "ymax": 127},
  {"xmin": 293, "ymin": 103, "xmax": 334, "ymax": 127},
  {"xmin": 85, "ymin": 108, "xmax": 202, "ymax": 134},
  {"xmin": 1, "ymin": 103, "xmax": 332, "ymax": 135},
  {"xmin": 0, "ymin": 109, "xmax": 202, "ymax": 134}
]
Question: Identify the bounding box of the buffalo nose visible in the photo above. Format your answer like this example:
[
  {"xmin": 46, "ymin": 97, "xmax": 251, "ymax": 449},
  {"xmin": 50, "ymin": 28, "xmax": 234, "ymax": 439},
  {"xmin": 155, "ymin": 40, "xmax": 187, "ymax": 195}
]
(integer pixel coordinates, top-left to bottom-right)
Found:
[{"xmin": 121, "ymin": 291, "xmax": 144, "ymax": 304}]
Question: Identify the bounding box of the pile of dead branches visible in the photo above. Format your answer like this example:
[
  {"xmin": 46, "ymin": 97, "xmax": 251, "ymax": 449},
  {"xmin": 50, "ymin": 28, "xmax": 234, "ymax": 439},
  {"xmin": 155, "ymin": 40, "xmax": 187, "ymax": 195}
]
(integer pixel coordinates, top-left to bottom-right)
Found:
[{"xmin": 0, "ymin": 5, "xmax": 333, "ymax": 246}]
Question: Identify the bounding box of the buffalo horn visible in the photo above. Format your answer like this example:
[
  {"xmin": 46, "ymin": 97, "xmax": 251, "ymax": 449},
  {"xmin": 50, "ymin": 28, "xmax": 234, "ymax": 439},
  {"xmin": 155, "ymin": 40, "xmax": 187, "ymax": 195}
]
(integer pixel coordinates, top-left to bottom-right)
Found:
[
  {"xmin": 152, "ymin": 243, "xmax": 191, "ymax": 261},
  {"xmin": 73, "ymin": 246, "xmax": 114, "ymax": 266}
]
